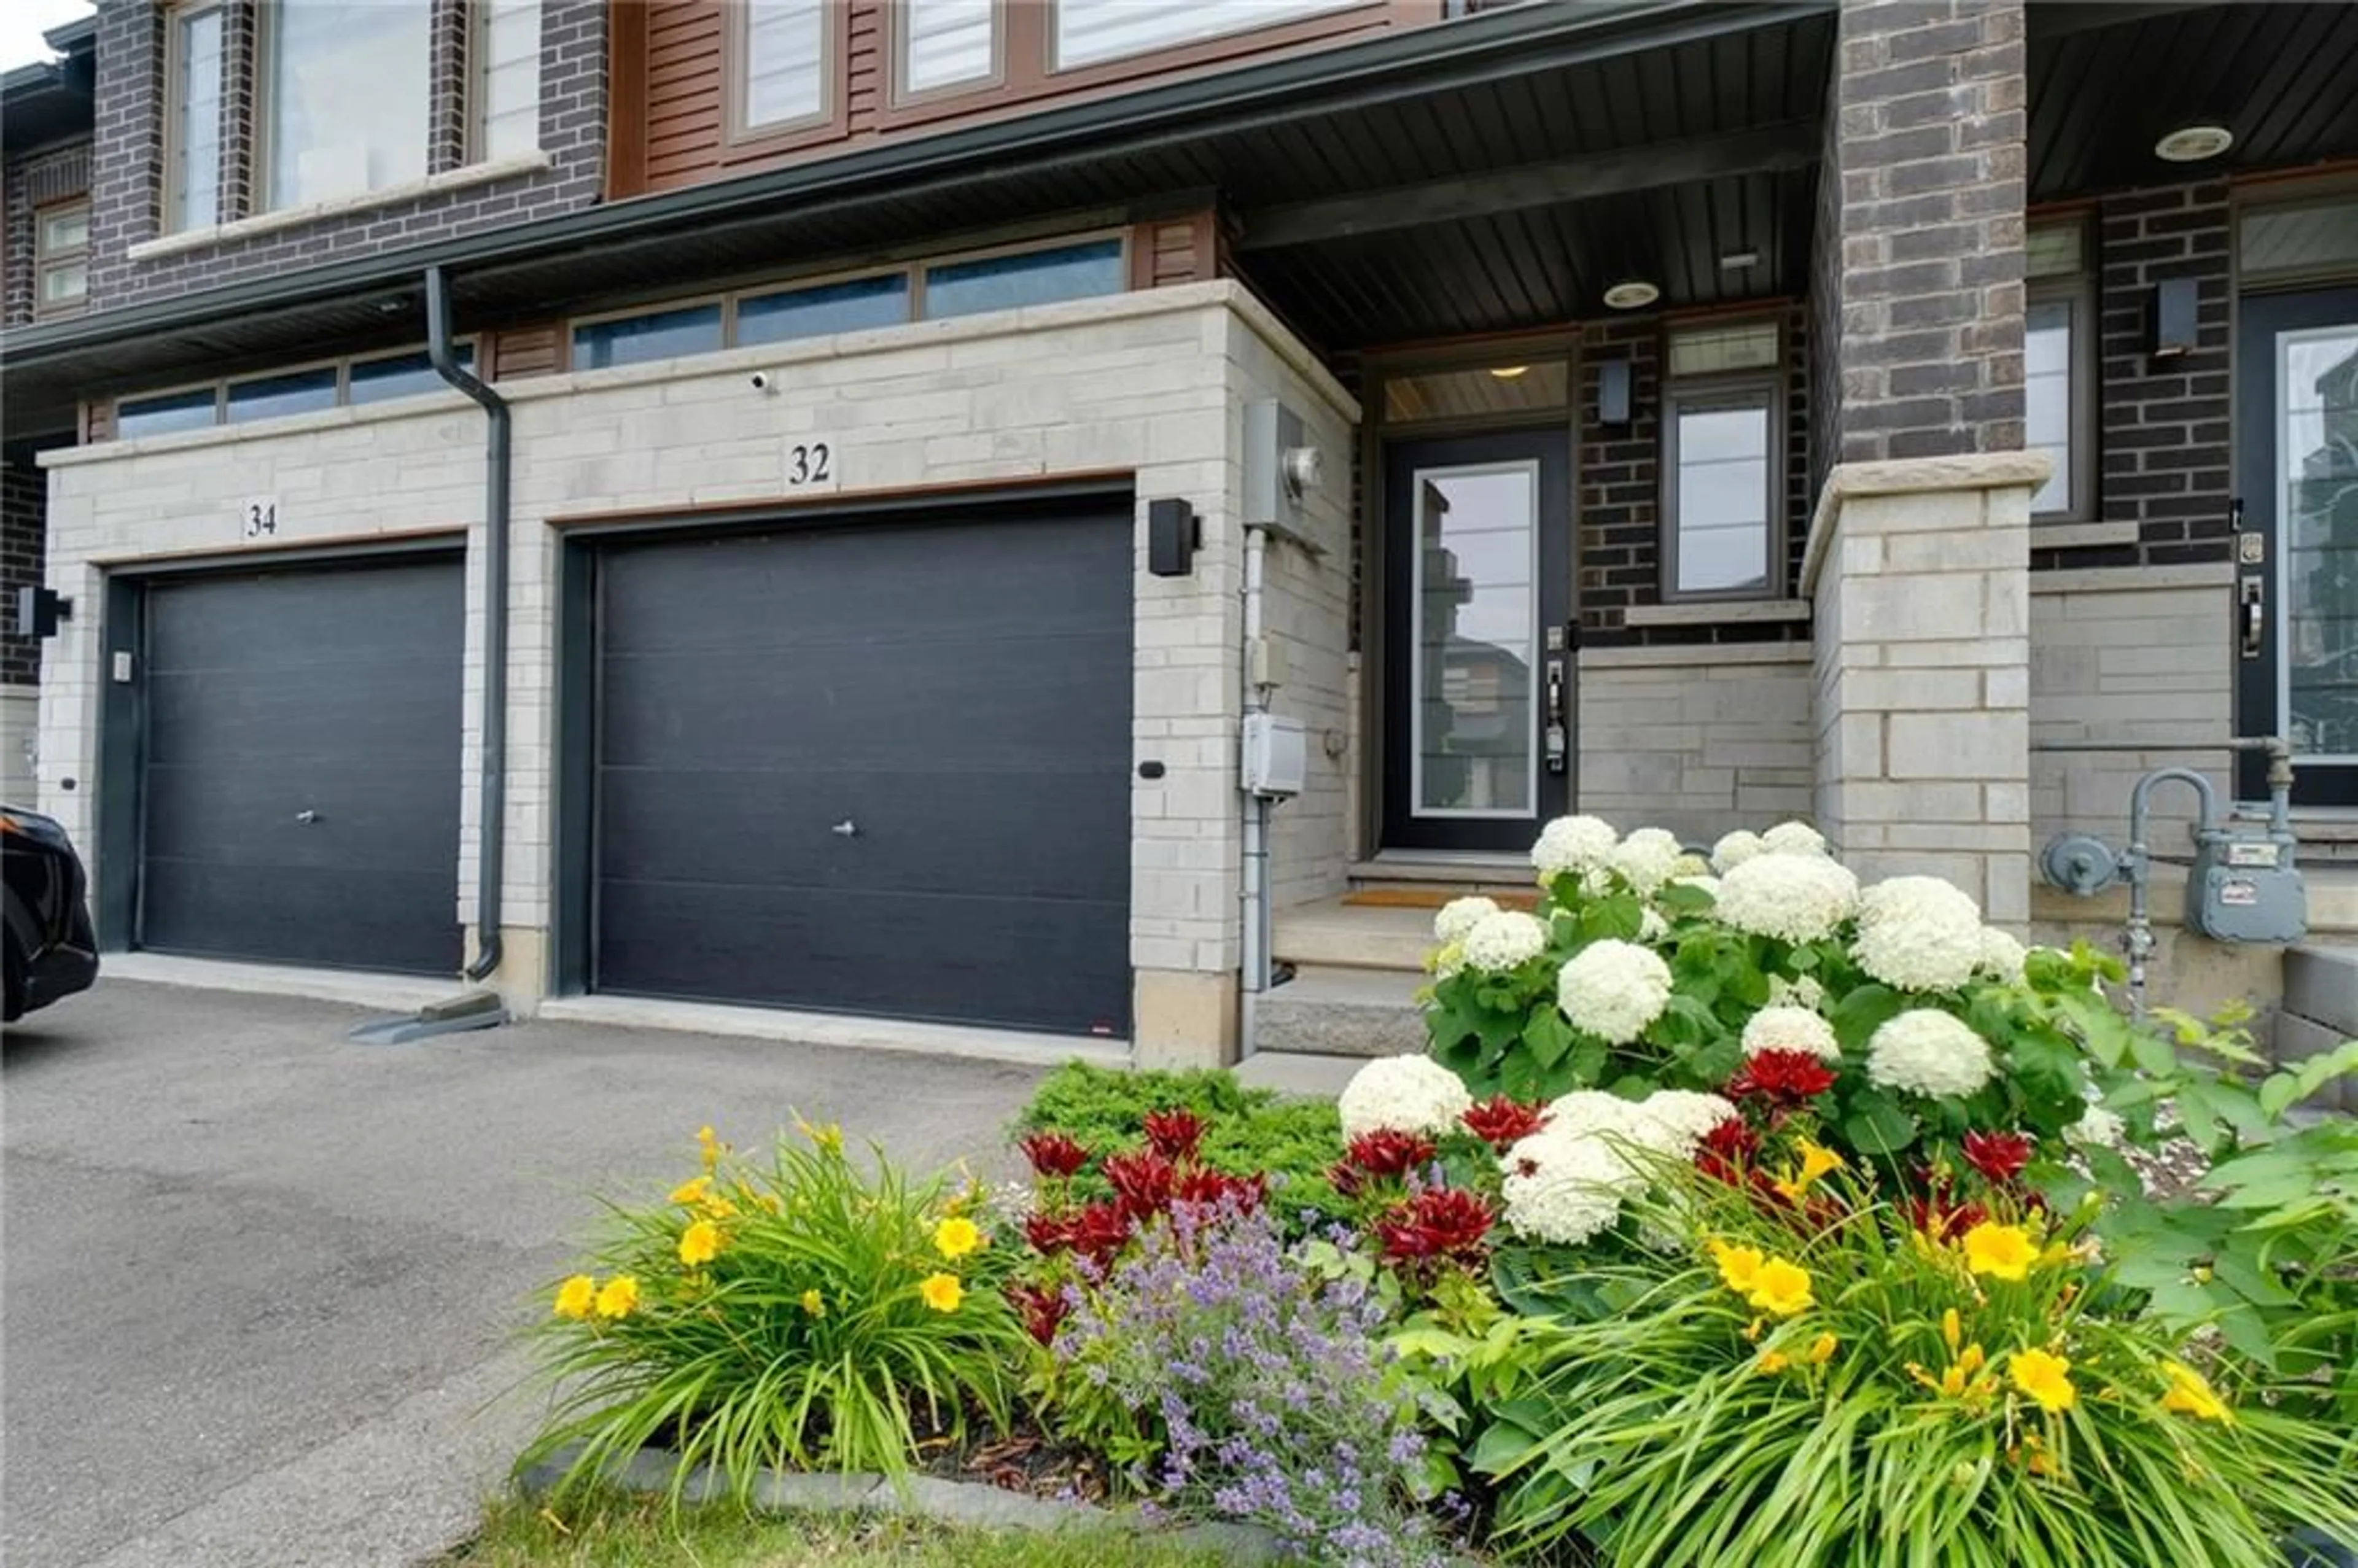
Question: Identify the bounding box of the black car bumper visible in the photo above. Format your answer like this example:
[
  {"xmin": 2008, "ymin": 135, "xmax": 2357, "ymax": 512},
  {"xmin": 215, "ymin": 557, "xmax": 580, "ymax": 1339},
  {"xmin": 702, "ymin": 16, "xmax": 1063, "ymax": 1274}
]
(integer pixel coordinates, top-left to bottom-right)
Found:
[{"xmin": 23, "ymin": 901, "xmax": 99, "ymax": 1013}]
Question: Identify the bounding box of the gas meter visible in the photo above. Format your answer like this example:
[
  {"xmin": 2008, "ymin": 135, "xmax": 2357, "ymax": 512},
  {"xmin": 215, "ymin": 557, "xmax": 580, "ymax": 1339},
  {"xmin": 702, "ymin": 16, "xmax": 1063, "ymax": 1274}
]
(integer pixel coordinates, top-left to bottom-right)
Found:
[{"xmin": 2186, "ymin": 817, "xmax": 2305, "ymax": 944}]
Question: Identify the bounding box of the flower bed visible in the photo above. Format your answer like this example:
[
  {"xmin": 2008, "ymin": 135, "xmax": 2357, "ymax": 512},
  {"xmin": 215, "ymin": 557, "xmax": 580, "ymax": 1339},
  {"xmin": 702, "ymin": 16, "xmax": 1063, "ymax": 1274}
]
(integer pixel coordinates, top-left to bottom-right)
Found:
[{"xmin": 519, "ymin": 817, "xmax": 2358, "ymax": 1566}]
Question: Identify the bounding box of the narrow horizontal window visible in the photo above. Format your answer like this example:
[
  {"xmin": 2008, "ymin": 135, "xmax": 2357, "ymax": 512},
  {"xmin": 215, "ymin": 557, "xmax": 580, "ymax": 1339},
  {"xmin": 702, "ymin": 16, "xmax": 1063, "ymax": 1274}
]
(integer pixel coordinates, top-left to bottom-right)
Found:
[
  {"xmin": 1053, "ymin": 0, "xmax": 1358, "ymax": 69},
  {"xmin": 742, "ymin": 0, "xmax": 828, "ymax": 131},
  {"xmin": 226, "ymin": 367, "xmax": 340, "ymax": 423},
  {"xmin": 1666, "ymin": 321, "xmax": 1778, "ymax": 379},
  {"xmin": 1382, "ymin": 362, "xmax": 1569, "ymax": 424},
  {"xmin": 477, "ymin": 0, "xmax": 543, "ymax": 162},
  {"xmin": 170, "ymin": 3, "xmax": 224, "ymax": 231},
  {"xmin": 2241, "ymin": 198, "xmax": 2358, "ymax": 279},
  {"xmin": 1668, "ymin": 395, "xmax": 1775, "ymax": 597},
  {"xmin": 348, "ymin": 346, "xmax": 469, "ymax": 406},
  {"xmin": 2026, "ymin": 220, "xmax": 2087, "ymax": 280},
  {"xmin": 903, "ymin": 0, "xmax": 995, "ymax": 94},
  {"xmin": 920, "ymin": 239, "xmax": 1124, "ymax": 320},
  {"xmin": 117, "ymin": 389, "xmax": 221, "ymax": 440},
  {"xmin": 572, "ymin": 305, "xmax": 726, "ymax": 371},
  {"xmin": 736, "ymin": 274, "xmax": 911, "ymax": 346},
  {"xmin": 2025, "ymin": 298, "xmax": 2075, "ymax": 516}
]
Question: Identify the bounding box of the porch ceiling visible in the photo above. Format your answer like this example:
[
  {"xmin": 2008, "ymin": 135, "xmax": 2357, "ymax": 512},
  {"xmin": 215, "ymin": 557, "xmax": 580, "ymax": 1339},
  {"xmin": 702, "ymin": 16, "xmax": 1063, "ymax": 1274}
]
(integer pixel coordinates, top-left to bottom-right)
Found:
[{"xmin": 2028, "ymin": 1, "xmax": 2358, "ymax": 203}]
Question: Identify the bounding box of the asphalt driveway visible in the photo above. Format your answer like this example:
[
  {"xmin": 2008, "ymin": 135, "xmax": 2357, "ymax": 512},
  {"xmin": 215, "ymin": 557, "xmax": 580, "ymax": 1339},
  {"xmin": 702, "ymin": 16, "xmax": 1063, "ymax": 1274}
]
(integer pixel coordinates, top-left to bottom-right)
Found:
[{"xmin": 1, "ymin": 979, "xmax": 1047, "ymax": 1568}]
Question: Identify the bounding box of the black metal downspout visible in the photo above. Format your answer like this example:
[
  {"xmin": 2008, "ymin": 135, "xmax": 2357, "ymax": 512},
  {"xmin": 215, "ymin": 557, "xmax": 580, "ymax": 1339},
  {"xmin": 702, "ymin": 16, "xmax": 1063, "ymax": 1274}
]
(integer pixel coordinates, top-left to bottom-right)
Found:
[{"xmin": 426, "ymin": 265, "xmax": 508, "ymax": 984}]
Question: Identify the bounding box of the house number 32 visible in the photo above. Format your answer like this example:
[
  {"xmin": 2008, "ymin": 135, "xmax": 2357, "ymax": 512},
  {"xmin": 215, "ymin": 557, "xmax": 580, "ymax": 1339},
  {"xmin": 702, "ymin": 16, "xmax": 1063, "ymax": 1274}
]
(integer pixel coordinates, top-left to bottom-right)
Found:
[{"xmin": 785, "ymin": 441, "xmax": 835, "ymax": 490}]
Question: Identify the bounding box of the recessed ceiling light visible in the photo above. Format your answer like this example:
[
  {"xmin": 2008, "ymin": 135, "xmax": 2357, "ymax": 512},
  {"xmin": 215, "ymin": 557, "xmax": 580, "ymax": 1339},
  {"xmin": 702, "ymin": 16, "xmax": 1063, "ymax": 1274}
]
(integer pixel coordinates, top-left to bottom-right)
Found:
[
  {"xmin": 1720, "ymin": 250, "xmax": 1761, "ymax": 271},
  {"xmin": 1489, "ymin": 365, "xmax": 1531, "ymax": 380},
  {"xmin": 2155, "ymin": 125, "xmax": 2233, "ymax": 163},
  {"xmin": 1603, "ymin": 281, "xmax": 1660, "ymax": 311}
]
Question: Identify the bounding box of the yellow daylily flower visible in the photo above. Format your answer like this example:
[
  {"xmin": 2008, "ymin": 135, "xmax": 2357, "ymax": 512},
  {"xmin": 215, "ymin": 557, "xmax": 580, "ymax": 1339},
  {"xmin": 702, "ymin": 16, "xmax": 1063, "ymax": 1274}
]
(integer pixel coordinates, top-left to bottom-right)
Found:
[
  {"xmin": 1755, "ymin": 1349, "xmax": 1791, "ymax": 1375},
  {"xmin": 669, "ymin": 1176, "xmax": 712, "ymax": 1206},
  {"xmin": 800, "ymin": 1289, "xmax": 826, "ymax": 1318},
  {"xmin": 933, "ymin": 1216, "xmax": 983, "ymax": 1260},
  {"xmin": 2008, "ymin": 1348, "xmax": 2077, "ymax": 1414},
  {"xmin": 553, "ymin": 1275, "xmax": 597, "ymax": 1320},
  {"xmin": 1710, "ymin": 1238, "xmax": 1766, "ymax": 1295},
  {"xmin": 593, "ymin": 1275, "xmax": 640, "ymax": 1319},
  {"xmin": 701, "ymin": 1193, "xmax": 738, "ymax": 1221},
  {"xmin": 918, "ymin": 1273, "xmax": 964, "ymax": 1313},
  {"xmin": 1942, "ymin": 1307, "xmax": 1962, "ymax": 1353},
  {"xmin": 696, "ymin": 1125, "xmax": 722, "ymax": 1170},
  {"xmin": 1961, "ymin": 1222, "xmax": 2039, "ymax": 1282},
  {"xmin": 1807, "ymin": 1332, "xmax": 1839, "ymax": 1365},
  {"xmin": 795, "ymin": 1117, "xmax": 846, "ymax": 1155},
  {"xmin": 1746, "ymin": 1258, "xmax": 1813, "ymax": 1318},
  {"xmin": 2159, "ymin": 1361, "xmax": 2232, "ymax": 1423},
  {"xmin": 679, "ymin": 1219, "xmax": 723, "ymax": 1267}
]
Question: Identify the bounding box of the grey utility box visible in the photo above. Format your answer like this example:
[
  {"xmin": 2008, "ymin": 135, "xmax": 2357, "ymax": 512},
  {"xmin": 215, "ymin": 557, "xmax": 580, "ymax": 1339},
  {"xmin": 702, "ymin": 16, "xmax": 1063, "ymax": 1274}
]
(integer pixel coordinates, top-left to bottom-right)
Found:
[{"xmin": 2186, "ymin": 823, "xmax": 2307, "ymax": 944}]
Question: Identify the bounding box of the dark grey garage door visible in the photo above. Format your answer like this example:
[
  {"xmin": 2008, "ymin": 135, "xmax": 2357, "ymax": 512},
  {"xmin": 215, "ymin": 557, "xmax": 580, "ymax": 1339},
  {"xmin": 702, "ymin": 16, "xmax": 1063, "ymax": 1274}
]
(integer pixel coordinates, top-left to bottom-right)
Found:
[
  {"xmin": 138, "ymin": 556, "xmax": 464, "ymax": 976},
  {"xmin": 591, "ymin": 505, "xmax": 1133, "ymax": 1035}
]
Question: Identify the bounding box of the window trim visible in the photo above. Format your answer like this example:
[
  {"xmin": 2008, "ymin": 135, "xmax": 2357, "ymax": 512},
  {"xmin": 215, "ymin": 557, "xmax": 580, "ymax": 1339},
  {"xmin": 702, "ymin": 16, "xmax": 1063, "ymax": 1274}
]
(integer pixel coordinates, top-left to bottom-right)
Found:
[
  {"xmin": 255, "ymin": 0, "xmax": 437, "ymax": 217},
  {"xmin": 890, "ymin": 0, "xmax": 1007, "ymax": 112},
  {"xmin": 33, "ymin": 197, "xmax": 91, "ymax": 320},
  {"xmin": 162, "ymin": 0, "xmax": 227, "ymax": 235},
  {"xmin": 1659, "ymin": 372, "xmax": 1785, "ymax": 605},
  {"xmin": 2025, "ymin": 271, "xmax": 2098, "ymax": 525},
  {"xmin": 723, "ymin": 0, "xmax": 852, "ymax": 155}
]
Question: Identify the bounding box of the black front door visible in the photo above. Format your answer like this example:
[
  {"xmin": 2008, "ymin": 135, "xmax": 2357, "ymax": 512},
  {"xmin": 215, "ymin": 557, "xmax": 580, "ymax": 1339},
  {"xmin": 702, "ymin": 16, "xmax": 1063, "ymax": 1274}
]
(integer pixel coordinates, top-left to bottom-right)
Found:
[
  {"xmin": 1382, "ymin": 431, "xmax": 1573, "ymax": 852},
  {"xmin": 2235, "ymin": 287, "xmax": 2358, "ymax": 804}
]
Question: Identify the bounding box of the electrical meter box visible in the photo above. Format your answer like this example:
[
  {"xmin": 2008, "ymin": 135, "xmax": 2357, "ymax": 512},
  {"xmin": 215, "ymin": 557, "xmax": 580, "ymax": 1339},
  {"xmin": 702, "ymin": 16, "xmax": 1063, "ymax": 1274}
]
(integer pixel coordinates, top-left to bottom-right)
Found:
[
  {"xmin": 2186, "ymin": 823, "xmax": 2307, "ymax": 944},
  {"xmin": 1242, "ymin": 713, "xmax": 1307, "ymax": 799}
]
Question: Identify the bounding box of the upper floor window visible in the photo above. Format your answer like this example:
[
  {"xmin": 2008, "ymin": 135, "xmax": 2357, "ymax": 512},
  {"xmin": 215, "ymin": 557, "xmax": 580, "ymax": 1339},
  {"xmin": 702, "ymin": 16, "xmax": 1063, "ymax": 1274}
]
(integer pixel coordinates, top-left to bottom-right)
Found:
[
  {"xmin": 168, "ymin": 2, "xmax": 225, "ymax": 230},
  {"xmin": 35, "ymin": 200, "xmax": 91, "ymax": 319},
  {"xmin": 1661, "ymin": 319, "xmax": 1781, "ymax": 602},
  {"xmin": 477, "ymin": 0, "xmax": 545, "ymax": 163},
  {"xmin": 2026, "ymin": 215, "xmax": 2093, "ymax": 521},
  {"xmin": 265, "ymin": 0, "xmax": 431, "ymax": 210},
  {"xmin": 900, "ymin": 0, "xmax": 997, "ymax": 98},
  {"xmin": 1053, "ymin": 0, "xmax": 1360, "ymax": 69},
  {"xmin": 737, "ymin": 0, "xmax": 832, "ymax": 137}
]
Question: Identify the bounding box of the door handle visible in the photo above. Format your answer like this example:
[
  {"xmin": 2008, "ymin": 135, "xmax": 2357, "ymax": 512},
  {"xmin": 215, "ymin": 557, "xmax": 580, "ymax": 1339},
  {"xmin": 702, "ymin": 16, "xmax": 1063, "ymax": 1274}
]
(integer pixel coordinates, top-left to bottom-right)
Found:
[
  {"xmin": 2240, "ymin": 576, "xmax": 2265, "ymax": 661},
  {"xmin": 1543, "ymin": 657, "xmax": 1568, "ymax": 775},
  {"xmin": 295, "ymin": 808, "xmax": 321, "ymax": 825},
  {"xmin": 831, "ymin": 818, "xmax": 858, "ymax": 837}
]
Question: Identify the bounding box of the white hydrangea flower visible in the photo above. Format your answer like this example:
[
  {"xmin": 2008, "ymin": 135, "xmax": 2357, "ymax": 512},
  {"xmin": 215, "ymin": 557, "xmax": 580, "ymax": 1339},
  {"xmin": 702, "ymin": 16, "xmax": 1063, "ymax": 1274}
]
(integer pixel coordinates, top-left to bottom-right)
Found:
[
  {"xmin": 1499, "ymin": 1129, "xmax": 1644, "ymax": 1246},
  {"xmin": 1632, "ymin": 1090, "xmax": 1738, "ymax": 1154},
  {"xmin": 1337, "ymin": 1054, "xmax": 1474, "ymax": 1141},
  {"xmin": 2065, "ymin": 1104, "xmax": 2125, "ymax": 1150},
  {"xmin": 1531, "ymin": 815, "xmax": 1619, "ymax": 880},
  {"xmin": 1765, "ymin": 974, "xmax": 1826, "ymax": 1012},
  {"xmin": 1761, "ymin": 820, "xmax": 1829, "ymax": 857},
  {"xmin": 1460, "ymin": 909, "xmax": 1549, "ymax": 972},
  {"xmin": 1713, "ymin": 853, "xmax": 1861, "ymax": 945},
  {"xmin": 1544, "ymin": 1089, "xmax": 1648, "ymax": 1141},
  {"xmin": 1426, "ymin": 941, "xmax": 1465, "ymax": 979},
  {"xmin": 1865, "ymin": 1009, "xmax": 1994, "ymax": 1100},
  {"xmin": 1608, "ymin": 827, "xmax": 1684, "ymax": 896},
  {"xmin": 1433, "ymin": 895, "xmax": 1501, "ymax": 945},
  {"xmin": 1976, "ymin": 926, "xmax": 2029, "ymax": 985},
  {"xmin": 1557, "ymin": 938, "xmax": 1674, "ymax": 1045},
  {"xmin": 1670, "ymin": 852, "xmax": 1712, "ymax": 879},
  {"xmin": 1851, "ymin": 875, "xmax": 1985, "ymax": 992},
  {"xmin": 1638, "ymin": 907, "xmax": 1669, "ymax": 943},
  {"xmin": 1711, "ymin": 830, "xmax": 1766, "ymax": 874},
  {"xmin": 1741, "ymin": 1004, "xmax": 1842, "ymax": 1062}
]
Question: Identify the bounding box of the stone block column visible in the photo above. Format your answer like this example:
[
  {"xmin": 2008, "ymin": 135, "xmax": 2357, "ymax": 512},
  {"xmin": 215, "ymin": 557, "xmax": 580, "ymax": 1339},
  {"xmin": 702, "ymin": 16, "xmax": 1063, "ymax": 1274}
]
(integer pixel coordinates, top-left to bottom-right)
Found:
[{"xmin": 1807, "ymin": 454, "xmax": 2047, "ymax": 927}]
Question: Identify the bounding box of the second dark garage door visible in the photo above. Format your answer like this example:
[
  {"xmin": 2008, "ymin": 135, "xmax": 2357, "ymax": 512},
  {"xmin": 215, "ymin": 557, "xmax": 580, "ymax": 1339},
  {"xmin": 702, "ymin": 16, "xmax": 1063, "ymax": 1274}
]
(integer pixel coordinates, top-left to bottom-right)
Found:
[{"xmin": 589, "ymin": 503, "xmax": 1134, "ymax": 1035}]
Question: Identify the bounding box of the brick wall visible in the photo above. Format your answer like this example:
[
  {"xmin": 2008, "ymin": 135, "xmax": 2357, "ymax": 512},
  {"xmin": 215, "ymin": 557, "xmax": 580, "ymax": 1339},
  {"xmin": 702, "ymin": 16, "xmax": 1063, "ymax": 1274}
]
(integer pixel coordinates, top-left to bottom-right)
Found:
[
  {"xmin": 2, "ymin": 139, "xmax": 95, "ymax": 328},
  {"xmin": 1813, "ymin": 0, "xmax": 2027, "ymax": 469},
  {"xmin": 1, "ymin": 457, "xmax": 46, "ymax": 688},
  {"xmin": 85, "ymin": 0, "xmax": 605, "ymax": 316},
  {"xmin": 1577, "ymin": 302, "xmax": 1813, "ymax": 646},
  {"xmin": 2032, "ymin": 177, "xmax": 2233, "ymax": 573}
]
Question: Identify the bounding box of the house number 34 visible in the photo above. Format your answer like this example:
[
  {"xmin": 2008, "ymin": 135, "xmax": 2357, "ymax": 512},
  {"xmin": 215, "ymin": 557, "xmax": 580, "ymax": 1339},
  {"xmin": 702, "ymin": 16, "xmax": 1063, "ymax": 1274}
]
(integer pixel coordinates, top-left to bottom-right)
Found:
[{"xmin": 239, "ymin": 497, "xmax": 282, "ymax": 539}]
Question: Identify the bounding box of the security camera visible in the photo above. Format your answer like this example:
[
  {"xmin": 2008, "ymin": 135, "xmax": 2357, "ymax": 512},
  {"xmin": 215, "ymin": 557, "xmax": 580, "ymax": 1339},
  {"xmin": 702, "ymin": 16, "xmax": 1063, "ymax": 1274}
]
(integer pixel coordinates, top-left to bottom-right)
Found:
[{"xmin": 750, "ymin": 371, "xmax": 774, "ymax": 394}]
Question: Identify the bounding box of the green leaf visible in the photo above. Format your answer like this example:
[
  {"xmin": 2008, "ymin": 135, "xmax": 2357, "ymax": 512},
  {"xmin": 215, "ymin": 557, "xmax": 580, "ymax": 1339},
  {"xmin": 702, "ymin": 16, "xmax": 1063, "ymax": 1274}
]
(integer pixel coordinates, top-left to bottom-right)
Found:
[
  {"xmin": 1468, "ymin": 1416, "xmax": 1542, "ymax": 1477},
  {"xmin": 1523, "ymin": 1007, "xmax": 1576, "ymax": 1070},
  {"xmin": 2126, "ymin": 1022, "xmax": 2179, "ymax": 1077},
  {"xmin": 1829, "ymin": 984, "xmax": 1906, "ymax": 1055},
  {"xmin": 1842, "ymin": 1093, "xmax": 1920, "ymax": 1155}
]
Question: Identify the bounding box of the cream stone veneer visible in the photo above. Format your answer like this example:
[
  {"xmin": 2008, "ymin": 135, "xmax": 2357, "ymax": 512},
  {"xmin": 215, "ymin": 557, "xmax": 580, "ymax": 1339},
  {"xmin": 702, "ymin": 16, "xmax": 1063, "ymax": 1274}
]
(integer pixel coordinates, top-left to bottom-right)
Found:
[
  {"xmin": 1576, "ymin": 643, "xmax": 1815, "ymax": 844},
  {"xmin": 37, "ymin": 281, "xmax": 1359, "ymax": 1066},
  {"xmin": 1805, "ymin": 452, "xmax": 2049, "ymax": 928}
]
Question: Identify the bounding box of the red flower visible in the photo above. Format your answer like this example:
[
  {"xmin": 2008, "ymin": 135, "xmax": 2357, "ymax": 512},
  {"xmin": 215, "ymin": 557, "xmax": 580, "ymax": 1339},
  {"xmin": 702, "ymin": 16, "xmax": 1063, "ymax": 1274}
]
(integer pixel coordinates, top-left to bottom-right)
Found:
[
  {"xmin": 1909, "ymin": 1181, "xmax": 1988, "ymax": 1243},
  {"xmin": 1102, "ymin": 1149, "xmax": 1178, "ymax": 1223},
  {"xmin": 1066, "ymin": 1201, "xmax": 1134, "ymax": 1267},
  {"xmin": 1142, "ymin": 1108, "xmax": 1207, "ymax": 1162},
  {"xmin": 1006, "ymin": 1282, "xmax": 1070, "ymax": 1346},
  {"xmin": 1018, "ymin": 1132, "xmax": 1091, "ymax": 1179},
  {"xmin": 1694, "ymin": 1116, "xmax": 1760, "ymax": 1187},
  {"xmin": 1961, "ymin": 1130, "xmax": 2035, "ymax": 1184},
  {"xmin": 1173, "ymin": 1165, "xmax": 1264, "ymax": 1214},
  {"xmin": 1375, "ymin": 1188, "xmax": 1497, "ymax": 1269},
  {"xmin": 1460, "ymin": 1095, "xmax": 1550, "ymax": 1150},
  {"xmin": 1344, "ymin": 1129, "xmax": 1439, "ymax": 1178},
  {"xmin": 1726, "ymin": 1049, "xmax": 1837, "ymax": 1106}
]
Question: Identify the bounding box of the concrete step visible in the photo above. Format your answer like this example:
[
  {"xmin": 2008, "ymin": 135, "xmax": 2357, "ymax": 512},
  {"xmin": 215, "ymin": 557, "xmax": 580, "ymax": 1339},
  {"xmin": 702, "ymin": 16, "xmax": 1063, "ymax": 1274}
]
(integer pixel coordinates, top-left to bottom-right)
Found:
[
  {"xmin": 1348, "ymin": 854, "xmax": 1531, "ymax": 890},
  {"xmin": 1272, "ymin": 899, "xmax": 1432, "ymax": 972},
  {"xmin": 1252, "ymin": 964, "xmax": 1428, "ymax": 1059},
  {"xmin": 1234, "ymin": 1049, "xmax": 1362, "ymax": 1098},
  {"xmin": 2267, "ymin": 941, "xmax": 2357, "ymax": 1113}
]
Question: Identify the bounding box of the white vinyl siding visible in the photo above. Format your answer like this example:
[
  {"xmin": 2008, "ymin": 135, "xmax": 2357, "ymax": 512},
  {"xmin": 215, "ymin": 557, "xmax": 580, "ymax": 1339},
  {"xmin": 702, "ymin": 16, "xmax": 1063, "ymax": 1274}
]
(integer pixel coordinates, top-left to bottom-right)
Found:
[
  {"xmin": 1053, "ymin": 0, "xmax": 1358, "ymax": 69},
  {"xmin": 478, "ymin": 0, "xmax": 543, "ymax": 161},
  {"xmin": 903, "ymin": 0, "xmax": 995, "ymax": 93}
]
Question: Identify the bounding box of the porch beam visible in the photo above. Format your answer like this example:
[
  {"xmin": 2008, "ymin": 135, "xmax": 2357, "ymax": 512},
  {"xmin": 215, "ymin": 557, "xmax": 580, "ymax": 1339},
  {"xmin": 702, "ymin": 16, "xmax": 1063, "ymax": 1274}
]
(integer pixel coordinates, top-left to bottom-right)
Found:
[{"xmin": 1232, "ymin": 120, "xmax": 1820, "ymax": 252}]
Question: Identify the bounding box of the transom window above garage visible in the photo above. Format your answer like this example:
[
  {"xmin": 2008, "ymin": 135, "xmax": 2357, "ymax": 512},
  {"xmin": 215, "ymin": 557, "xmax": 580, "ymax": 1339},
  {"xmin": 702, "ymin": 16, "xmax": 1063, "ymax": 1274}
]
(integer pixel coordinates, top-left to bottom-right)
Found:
[{"xmin": 112, "ymin": 344, "xmax": 473, "ymax": 441}]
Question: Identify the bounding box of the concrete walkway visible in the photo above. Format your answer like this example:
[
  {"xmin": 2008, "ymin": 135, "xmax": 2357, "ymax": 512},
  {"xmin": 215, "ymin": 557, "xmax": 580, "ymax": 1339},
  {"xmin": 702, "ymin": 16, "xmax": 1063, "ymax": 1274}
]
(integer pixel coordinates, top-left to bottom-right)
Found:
[{"xmin": 1, "ymin": 979, "xmax": 1048, "ymax": 1568}]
